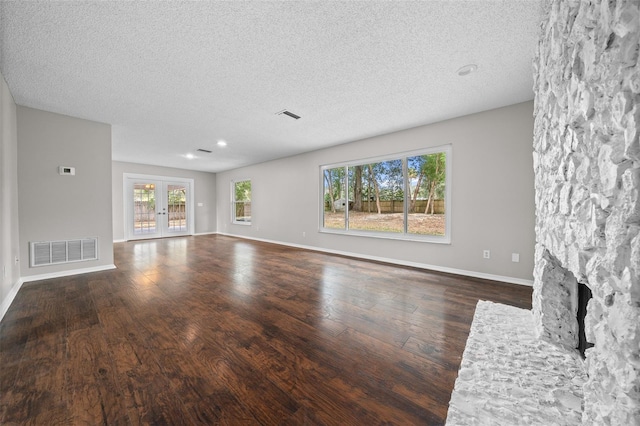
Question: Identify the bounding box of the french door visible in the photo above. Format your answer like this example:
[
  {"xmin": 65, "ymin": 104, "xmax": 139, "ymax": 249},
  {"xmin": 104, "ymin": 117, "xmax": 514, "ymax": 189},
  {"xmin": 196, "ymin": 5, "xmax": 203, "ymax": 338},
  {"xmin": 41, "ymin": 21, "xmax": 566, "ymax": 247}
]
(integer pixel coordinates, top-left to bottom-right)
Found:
[{"xmin": 125, "ymin": 175, "xmax": 194, "ymax": 240}]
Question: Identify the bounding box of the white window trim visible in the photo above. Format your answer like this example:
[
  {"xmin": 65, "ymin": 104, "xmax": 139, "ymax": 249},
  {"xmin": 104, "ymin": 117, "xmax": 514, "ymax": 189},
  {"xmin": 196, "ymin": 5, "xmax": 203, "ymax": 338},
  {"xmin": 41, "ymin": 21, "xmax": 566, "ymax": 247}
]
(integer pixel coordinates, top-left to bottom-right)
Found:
[
  {"xmin": 319, "ymin": 145, "xmax": 452, "ymax": 244},
  {"xmin": 231, "ymin": 178, "xmax": 252, "ymax": 225}
]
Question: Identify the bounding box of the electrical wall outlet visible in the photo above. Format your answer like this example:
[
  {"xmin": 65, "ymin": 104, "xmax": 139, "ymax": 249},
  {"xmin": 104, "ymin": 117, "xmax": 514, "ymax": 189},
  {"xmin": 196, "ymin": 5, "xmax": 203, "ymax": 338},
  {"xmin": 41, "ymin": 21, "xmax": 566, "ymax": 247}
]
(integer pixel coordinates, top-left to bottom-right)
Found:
[
  {"xmin": 483, "ymin": 250, "xmax": 490, "ymax": 259},
  {"xmin": 512, "ymin": 253, "xmax": 520, "ymax": 262},
  {"xmin": 302, "ymin": 231, "xmax": 306, "ymax": 237}
]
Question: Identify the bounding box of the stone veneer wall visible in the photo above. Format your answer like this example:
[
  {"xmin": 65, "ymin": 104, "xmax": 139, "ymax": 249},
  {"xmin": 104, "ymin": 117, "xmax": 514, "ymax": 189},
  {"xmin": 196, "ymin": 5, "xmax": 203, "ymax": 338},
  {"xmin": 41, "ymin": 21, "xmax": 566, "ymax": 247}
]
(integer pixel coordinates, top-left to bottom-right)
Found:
[{"xmin": 532, "ymin": 0, "xmax": 639, "ymax": 424}]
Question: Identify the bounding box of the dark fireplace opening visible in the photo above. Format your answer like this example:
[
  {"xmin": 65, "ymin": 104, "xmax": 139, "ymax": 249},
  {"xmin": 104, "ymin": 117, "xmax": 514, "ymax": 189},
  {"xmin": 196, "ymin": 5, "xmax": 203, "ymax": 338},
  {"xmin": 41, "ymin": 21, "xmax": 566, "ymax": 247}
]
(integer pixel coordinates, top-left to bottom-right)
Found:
[{"xmin": 577, "ymin": 282, "xmax": 594, "ymax": 359}]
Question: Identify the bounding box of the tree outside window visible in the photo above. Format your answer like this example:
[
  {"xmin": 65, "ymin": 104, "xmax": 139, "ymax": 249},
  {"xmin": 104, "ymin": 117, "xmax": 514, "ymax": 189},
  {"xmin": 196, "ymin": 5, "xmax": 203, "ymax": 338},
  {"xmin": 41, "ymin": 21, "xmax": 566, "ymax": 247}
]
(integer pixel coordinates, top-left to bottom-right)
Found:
[
  {"xmin": 407, "ymin": 152, "xmax": 446, "ymax": 235},
  {"xmin": 233, "ymin": 180, "xmax": 252, "ymax": 224},
  {"xmin": 323, "ymin": 167, "xmax": 346, "ymax": 229},
  {"xmin": 320, "ymin": 146, "xmax": 450, "ymax": 242},
  {"xmin": 348, "ymin": 160, "xmax": 404, "ymax": 233}
]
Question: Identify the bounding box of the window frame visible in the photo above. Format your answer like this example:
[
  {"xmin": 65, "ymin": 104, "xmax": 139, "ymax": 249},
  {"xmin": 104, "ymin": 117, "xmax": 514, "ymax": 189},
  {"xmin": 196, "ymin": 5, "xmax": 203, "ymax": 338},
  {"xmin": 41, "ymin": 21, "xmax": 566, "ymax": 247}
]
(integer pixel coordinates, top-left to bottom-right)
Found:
[
  {"xmin": 319, "ymin": 145, "xmax": 451, "ymax": 244},
  {"xmin": 231, "ymin": 179, "xmax": 252, "ymax": 225}
]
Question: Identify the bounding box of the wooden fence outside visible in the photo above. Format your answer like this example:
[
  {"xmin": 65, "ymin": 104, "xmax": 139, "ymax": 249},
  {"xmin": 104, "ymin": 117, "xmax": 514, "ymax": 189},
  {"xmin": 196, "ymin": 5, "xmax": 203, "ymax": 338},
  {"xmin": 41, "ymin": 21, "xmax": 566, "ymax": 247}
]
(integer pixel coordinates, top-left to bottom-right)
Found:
[
  {"xmin": 235, "ymin": 202, "xmax": 252, "ymax": 218},
  {"xmin": 134, "ymin": 203, "xmax": 186, "ymax": 220},
  {"xmin": 326, "ymin": 199, "xmax": 444, "ymax": 214}
]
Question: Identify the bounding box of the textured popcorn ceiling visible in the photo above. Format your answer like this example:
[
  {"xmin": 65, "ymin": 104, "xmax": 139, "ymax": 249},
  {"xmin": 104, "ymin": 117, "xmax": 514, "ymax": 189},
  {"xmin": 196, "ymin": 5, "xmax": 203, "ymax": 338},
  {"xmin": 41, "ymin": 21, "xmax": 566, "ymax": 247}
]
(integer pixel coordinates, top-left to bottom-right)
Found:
[{"xmin": 0, "ymin": 1, "xmax": 543, "ymax": 172}]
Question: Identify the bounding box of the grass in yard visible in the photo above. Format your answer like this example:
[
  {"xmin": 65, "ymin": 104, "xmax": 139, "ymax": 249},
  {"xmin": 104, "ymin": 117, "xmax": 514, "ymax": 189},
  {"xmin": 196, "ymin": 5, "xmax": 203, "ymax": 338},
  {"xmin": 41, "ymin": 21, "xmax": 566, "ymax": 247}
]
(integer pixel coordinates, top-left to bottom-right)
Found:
[{"xmin": 323, "ymin": 212, "xmax": 445, "ymax": 236}]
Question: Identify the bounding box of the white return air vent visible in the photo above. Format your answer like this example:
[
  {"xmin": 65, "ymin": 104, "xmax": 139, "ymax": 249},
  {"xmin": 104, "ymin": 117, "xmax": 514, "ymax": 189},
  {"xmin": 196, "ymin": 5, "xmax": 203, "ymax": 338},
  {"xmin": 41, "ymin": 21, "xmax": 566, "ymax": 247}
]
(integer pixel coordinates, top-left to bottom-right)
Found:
[{"xmin": 30, "ymin": 238, "xmax": 98, "ymax": 267}]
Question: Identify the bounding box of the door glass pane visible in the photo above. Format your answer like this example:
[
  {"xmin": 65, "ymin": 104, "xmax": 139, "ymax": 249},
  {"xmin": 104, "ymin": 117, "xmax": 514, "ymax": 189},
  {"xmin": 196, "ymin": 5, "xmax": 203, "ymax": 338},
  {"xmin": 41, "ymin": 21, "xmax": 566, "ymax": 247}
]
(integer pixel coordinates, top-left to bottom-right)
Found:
[
  {"xmin": 322, "ymin": 167, "xmax": 345, "ymax": 229},
  {"xmin": 167, "ymin": 184, "xmax": 187, "ymax": 232},
  {"xmin": 407, "ymin": 152, "xmax": 446, "ymax": 236},
  {"xmin": 133, "ymin": 183, "xmax": 156, "ymax": 235}
]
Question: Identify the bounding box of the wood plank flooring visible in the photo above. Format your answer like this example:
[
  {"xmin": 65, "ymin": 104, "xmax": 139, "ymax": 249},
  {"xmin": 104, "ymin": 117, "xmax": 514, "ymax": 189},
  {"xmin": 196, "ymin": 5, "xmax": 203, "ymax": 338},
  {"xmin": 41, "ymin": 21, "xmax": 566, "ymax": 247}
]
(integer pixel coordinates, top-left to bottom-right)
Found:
[{"xmin": 0, "ymin": 235, "xmax": 532, "ymax": 425}]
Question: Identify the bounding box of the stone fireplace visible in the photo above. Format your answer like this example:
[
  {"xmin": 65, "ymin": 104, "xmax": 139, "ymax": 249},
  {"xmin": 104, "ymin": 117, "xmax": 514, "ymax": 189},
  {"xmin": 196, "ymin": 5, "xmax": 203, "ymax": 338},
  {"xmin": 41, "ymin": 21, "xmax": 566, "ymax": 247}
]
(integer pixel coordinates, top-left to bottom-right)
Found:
[{"xmin": 532, "ymin": 0, "xmax": 639, "ymax": 424}]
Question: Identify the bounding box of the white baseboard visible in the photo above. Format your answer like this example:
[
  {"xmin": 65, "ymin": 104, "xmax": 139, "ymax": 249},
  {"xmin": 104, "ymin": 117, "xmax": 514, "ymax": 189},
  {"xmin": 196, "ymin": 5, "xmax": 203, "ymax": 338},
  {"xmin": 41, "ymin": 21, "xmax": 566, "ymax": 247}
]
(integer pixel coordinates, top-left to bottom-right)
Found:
[
  {"xmin": 114, "ymin": 232, "xmax": 216, "ymax": 243},
  {"xmin": 1, "ymin": 264, "xmax": 117, "ymax": 323},
  {"xmin": 21, "ymin": 264, "xmax": 117, "ymax": 283},
  {"xmin": 216, "ymin": 232, "xmax": 533, "ymax": 287},
  {"xmin": 0, "ymin": 278, "xmax": 24, "ymax": 323}
]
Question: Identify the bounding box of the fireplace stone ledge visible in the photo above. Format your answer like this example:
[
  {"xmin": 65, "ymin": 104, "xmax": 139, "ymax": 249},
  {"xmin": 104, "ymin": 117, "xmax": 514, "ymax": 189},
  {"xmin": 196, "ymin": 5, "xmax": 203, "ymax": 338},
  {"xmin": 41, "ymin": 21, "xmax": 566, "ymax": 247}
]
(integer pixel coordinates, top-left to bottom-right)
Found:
[{"xmin": 447, "ymin": 301, "xmax": 586, "ymax": 425}]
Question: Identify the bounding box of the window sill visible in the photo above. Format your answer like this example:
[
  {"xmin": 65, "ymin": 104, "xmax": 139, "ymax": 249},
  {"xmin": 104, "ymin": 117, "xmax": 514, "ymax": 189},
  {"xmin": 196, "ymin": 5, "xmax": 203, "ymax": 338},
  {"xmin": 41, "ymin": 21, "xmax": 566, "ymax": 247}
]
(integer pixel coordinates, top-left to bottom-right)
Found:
[{"xmin": 319, "ymin": 228, "xmax": 451, "ymax": 244}]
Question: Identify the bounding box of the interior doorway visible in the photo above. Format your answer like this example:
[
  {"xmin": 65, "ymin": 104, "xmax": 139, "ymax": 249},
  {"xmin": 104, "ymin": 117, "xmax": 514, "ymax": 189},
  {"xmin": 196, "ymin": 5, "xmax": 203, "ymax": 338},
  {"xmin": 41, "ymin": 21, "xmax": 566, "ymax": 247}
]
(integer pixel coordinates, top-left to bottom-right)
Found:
[{"xmin": 124, "ymin": 174, "xmax": 194, "ymax": 240}]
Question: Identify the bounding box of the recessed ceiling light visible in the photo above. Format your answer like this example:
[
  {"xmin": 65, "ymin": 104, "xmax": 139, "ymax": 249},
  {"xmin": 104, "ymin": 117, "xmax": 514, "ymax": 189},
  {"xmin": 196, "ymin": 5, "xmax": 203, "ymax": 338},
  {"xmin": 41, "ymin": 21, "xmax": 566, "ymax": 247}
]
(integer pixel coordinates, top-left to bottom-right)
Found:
[
  {"xmin": 185, "ymin": 153, "xmax": 196, "ymax": 159},
  {"xmin": 457, "ymin": 64, "xmax": 478, "ymax": 76},
  {"xmin": 217, "ymin": 140, "xmax": 227, "ymax": 147}
]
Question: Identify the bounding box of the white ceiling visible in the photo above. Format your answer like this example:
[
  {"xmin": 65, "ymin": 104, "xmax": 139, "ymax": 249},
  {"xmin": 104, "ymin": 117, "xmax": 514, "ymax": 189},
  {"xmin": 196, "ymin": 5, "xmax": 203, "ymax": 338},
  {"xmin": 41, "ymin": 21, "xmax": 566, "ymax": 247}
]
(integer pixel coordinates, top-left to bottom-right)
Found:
[{"xmin": 0, "ymin": 1, "xmax": 543, "ymax": 173}]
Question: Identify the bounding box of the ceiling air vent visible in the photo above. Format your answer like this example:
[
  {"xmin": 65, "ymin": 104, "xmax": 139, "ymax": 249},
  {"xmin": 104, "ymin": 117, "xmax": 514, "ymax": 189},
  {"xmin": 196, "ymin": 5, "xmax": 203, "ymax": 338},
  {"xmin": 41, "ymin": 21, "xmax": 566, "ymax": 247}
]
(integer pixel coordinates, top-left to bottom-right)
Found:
[
  {"xmin": 276, "ymin": 109, "xmax": 301, "ymax": 120},
  {"xmin": 196, "ymin": 148, "xmax": 212, "ymax": 154}
]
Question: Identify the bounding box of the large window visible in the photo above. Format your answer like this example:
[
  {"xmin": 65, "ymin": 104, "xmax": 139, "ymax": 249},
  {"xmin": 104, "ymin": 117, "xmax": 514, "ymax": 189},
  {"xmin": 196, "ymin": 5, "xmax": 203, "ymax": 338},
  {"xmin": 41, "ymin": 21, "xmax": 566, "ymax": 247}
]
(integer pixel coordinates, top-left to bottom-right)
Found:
[
  {"xmin": 321, "ymin": 146, "xmax": 451, "ymax": 243},
  {"xmin": 232, "ymin": 179, "xmax": 252, "ymax": 224}
]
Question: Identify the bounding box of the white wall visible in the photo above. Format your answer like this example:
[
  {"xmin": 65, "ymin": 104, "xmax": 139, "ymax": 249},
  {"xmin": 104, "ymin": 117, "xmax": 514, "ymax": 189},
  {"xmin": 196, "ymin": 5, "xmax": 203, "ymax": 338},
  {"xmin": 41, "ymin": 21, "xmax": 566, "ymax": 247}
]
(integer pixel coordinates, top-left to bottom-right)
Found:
[
  {"xmin": 112, "ymin": 161, "xmax": 217, "ymax": 241},
  {"xmin": 17, "ymin": 106, "xmax": 114, "ymax": 278},
  {"xmin": 217, "ymin": 101, "xmax": 535, "ymax": 284},
  {"xmin": 0, "ymin": 71, "xmax": 21, "ymax": 319}
]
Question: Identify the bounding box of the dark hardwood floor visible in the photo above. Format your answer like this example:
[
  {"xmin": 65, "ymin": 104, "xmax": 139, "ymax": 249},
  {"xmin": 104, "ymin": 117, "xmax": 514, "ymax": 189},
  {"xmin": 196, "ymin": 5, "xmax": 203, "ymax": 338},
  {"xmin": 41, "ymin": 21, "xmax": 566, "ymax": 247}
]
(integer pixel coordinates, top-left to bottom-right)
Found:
[{"xmin": 0, "ymin": 235, "xmax": 532, "ymax": 425}]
